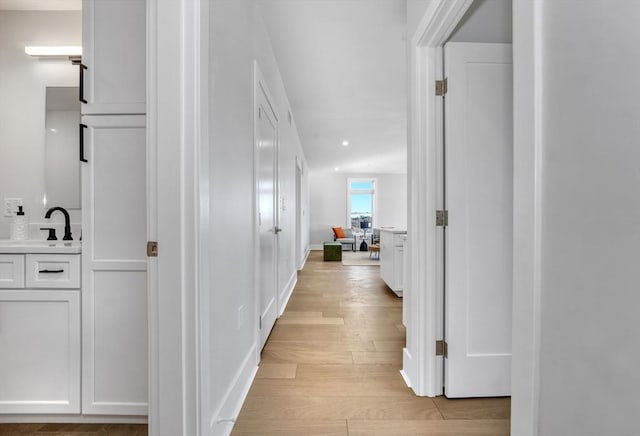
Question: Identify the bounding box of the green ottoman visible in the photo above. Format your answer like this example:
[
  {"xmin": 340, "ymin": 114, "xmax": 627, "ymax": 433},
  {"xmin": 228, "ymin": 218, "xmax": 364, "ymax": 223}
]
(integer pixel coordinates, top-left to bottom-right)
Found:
[{"xmin": 323, "ymin": 242, "xmax": 342, "ymax": 261}]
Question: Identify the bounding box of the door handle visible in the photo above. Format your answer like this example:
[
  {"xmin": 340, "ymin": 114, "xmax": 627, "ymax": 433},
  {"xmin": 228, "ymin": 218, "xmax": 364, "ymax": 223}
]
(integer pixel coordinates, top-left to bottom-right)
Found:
[
  {"xmin": 274, "ymin": 227, "xmax": 282, "ymax": 234},
  {"xmin": 39, "ymin": 269, "xmax": 64, "ymax": 274}
]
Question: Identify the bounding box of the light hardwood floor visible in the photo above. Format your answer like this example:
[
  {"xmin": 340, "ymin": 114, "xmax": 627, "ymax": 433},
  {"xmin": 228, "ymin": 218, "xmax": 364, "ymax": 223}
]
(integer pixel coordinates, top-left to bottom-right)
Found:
[
  {"xmin": 232, "ymin": 251, "xmax": 510, "ymax": 435},
  {"xmin": 1, "ymin": 251, "xmax": 509, "ymax": 436}
]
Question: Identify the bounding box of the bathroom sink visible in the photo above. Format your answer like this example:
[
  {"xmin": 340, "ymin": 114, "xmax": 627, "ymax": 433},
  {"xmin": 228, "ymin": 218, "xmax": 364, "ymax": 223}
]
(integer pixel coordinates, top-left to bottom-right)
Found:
[{"xmin": 0, "ymin": 239, "xmax": 81, "ymax": 254}]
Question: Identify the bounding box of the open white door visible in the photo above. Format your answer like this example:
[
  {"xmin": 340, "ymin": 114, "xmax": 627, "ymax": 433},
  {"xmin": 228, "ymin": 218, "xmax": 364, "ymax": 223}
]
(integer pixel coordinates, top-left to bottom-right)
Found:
[
  {"xmin": 256, "ymin": 71, "xmax": 279, "ymax": 350},
  {"xmin": 444, "ymin": 42, "xmax": 513, "ymax": 397}
]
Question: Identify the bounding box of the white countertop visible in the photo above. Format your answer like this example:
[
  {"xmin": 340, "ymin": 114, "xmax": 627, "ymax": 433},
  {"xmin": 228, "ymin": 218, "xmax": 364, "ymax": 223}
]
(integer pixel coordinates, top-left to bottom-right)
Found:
[
  {"xmin": 378, "ymin": 228, "xmax": 407, "ymax": 234},
  {"xmin": 0, "ymin": 240, "xmax": 82, "ymax": 254}
]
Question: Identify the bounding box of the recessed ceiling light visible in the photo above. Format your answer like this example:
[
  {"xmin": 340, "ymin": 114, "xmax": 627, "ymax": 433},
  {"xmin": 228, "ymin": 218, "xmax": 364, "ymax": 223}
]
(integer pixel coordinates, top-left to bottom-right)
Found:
[
  {"xmin": 341, "ymin": 140, "xmax": 349, "ymax": 146},
  {"xmin": 334, "ymin": 167, "xmax": 339, "ymax": 171}
]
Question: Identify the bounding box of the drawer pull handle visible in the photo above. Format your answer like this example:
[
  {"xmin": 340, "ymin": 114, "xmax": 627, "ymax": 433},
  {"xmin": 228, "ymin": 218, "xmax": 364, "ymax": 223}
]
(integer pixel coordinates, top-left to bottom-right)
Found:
[{"xmin": 39, "ymin": 269, "xmax": 64, "ymax": 274}]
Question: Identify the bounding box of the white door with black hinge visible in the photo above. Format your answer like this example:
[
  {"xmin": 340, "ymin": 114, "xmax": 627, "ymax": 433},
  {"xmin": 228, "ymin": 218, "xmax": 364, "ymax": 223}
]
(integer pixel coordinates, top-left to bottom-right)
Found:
[
  {"xmin": 256, "ymin": 70, "xmax": 279, "ymax": 351},
  {"xmin": 443, "ymin": 42, "xmax": 513, "ymax": 397}
]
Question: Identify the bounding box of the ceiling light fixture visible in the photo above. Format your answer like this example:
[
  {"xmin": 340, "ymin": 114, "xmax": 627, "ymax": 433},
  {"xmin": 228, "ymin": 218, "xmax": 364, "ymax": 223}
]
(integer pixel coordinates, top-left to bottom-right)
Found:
[
  {"xmin": 25, "ymin": 46, "xmax": 82, "ymax": 59},
  {"xmin": 334, "ymin": 167, "xmax": 339, "ymax": 171},
  {"xmin": 341, "ymin": 140, "xmax": 349, "ymax": 146}
]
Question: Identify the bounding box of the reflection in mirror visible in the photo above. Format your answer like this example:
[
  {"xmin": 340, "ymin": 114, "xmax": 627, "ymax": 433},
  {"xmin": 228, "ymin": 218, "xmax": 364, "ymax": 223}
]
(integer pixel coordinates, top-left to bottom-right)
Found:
[{"xmin": 45, "ymin": 87, "xmax": 80, "ymax": 209}]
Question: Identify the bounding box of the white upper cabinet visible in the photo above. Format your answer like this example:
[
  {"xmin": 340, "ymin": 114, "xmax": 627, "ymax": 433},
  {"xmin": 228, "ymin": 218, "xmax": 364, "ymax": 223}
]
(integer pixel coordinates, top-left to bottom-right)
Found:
[{"xmin": 82, "ymin": 0, "xmax": 146, "ymax": 114}]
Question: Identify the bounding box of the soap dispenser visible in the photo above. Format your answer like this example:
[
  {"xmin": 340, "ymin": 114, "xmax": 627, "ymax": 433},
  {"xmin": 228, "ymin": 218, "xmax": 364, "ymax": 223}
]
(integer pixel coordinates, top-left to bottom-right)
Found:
[{"xmin": 10, "ymin": 206, "xmax": 28, "ymax": 240}]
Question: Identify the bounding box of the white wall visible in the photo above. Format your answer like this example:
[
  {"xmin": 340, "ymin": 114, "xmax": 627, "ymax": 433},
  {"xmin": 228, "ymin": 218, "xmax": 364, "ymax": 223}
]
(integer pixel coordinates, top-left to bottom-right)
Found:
[
  {"xmin": 532, "ymin": 2, "xmax": 640, "ymax": 435},
  {"xmin": 448, "ymin": 0, "xmax": 511, "ymax": 43},
  {"xmin": 309, "ymin": 172, "xmax": 406, "ymax": 247},
  {"xmin": 406, "ymin": 0, "xmax": 433, "ymax": 38},
  {"xmin": 0, "ymin": 11, "xmax": 81, "ymax": 238},
  {"xmin": 207, "ymin": 1, "xmax": 307, "ymax": 434}
]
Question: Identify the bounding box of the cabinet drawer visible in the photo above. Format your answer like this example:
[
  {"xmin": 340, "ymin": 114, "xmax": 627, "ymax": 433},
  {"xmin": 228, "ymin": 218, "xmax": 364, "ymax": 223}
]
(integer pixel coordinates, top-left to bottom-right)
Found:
[
  {"xmin": 25, "ymin": 254, "xmax": 80, "ymax": 289},
  {"xmin": 393, "ymin": 234, "xmax": 406, "ymax": 246},
  {"xmin": 0, "ymin": 254, "xmax": 25, "ymax": 289}
]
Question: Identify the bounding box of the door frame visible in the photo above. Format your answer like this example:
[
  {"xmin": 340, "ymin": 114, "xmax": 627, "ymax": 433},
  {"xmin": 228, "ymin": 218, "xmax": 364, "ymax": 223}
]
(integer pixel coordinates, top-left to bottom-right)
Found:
[
  {"xmin": 147, "ymin": 0, "xmax": 208, "ymax": 434},
  {"xmin": 295, "ymin": 157, "xmax": 303, "ymax": 269},
  {"xmin": 404, "ymin": 0, "xmax": 473, "ymax": 398},
  {"xmin": 406, "ymin": 0, "xmax": 542, "ymax": 433},
  {"xmin": 253, "ymin": 61, "xmax": 280, "ymax": 359}
]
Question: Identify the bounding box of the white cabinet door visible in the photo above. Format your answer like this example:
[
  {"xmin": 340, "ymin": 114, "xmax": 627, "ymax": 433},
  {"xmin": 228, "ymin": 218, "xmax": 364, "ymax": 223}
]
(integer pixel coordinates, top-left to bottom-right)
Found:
[
  {"xmin": 379, "ymin": 231, "xmax": 393, "ymax": 287},
  {"xmin": 444, "ymin": 42, "xmax": 513, "ymax": 397},
  {"xmin": 380, "ymin": 232, "xmax": 405, "ymax": 296},
  {"xmin": 394, "ymin": 245, "xmax": 404, "ymax": 292},
  {"xmin": 0, "ymin": 290, "xmax": 80, "ymax": 414},
  {"xmin": 81, "ymin": 115, "xmax": 148, "ymax": 415},
  {"xmin": 82, "ymin": 0, "xmax": 146, "ymax": 114}
]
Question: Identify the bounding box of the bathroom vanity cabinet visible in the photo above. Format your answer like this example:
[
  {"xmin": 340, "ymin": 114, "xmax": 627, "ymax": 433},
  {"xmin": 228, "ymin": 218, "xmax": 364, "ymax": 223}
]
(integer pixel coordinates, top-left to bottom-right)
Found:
[
  {"xmin": 80, "ymin": 0, "xmax": 148, "ymax": 417},
  {"xmin": 0, "ymin": 252, "xmax": 81, "ymax": 414},
  {"xmin": 0, "ymin": 0, "xmax": 147, "ymax": 422}
]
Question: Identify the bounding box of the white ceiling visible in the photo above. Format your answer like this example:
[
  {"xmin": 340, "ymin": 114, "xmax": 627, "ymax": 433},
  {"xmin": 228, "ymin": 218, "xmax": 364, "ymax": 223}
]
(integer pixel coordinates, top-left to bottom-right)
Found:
[
  {"xmin": 0, "ymin": 0, "xmax": 80, "ymax": 10},
  {"xmin": 1, "ymin": 0, "xmax": 407, "ymax": 174},
  {"xmin": 260, "ymin": 0, "xmax": 407, "ymax": 174}
]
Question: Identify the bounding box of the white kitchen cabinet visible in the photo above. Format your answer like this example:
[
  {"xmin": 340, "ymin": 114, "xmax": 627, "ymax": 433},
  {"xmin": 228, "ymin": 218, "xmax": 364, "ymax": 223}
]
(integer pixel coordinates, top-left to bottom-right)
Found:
[
  {"xmin": 394, "ymin": 240, "xmax": 405, "ymax": 291},
  {"xmin": 380, "ymin": 230, "xmax": 407, "ymax": 297},
  {"xmin": 0, "ymin": 253, "xmax": 81, "ymax": 415},
  {"xmin": 81, "ymin": 0, "xmax": 146, "ymax": 115},
  {"xmin": 81, "ymin": 115, "xmax": 148, "ymax": 416}
]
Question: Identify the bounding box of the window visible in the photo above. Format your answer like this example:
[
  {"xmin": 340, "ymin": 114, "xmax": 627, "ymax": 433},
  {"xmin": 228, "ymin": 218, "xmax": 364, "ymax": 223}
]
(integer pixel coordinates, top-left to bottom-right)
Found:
[{"xmin": 348, "ymin": 178, "xmax": 375, "ymax": 231}]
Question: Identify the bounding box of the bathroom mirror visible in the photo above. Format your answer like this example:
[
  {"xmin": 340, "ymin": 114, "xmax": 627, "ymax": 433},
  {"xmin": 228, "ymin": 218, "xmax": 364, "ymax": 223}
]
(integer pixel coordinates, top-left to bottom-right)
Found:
[{"xmin": 45, "ymin": 87, "xmax": 81, "ymax": 209}]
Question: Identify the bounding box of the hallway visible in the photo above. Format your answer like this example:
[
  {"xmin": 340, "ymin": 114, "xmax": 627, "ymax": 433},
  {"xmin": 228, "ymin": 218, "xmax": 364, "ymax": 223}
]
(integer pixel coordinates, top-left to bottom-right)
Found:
[{"xmin": 232, "ymin": 251, "xmax": 510, "ymax": 435}]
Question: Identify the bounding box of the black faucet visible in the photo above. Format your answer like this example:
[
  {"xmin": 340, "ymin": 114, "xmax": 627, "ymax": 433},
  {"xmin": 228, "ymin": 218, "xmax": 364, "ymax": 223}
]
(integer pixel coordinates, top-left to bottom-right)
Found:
[{"xmin": 45, "ymin": 207, "xmax": 72, "ymax": 241}]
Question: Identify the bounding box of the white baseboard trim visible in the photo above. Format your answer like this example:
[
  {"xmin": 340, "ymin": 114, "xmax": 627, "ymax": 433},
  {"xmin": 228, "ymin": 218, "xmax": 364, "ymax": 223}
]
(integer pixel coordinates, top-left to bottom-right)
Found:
[
  {"xmin": 208, "ymin": 345, "xmax": 259, "ymax": 436},
  {"xmin": 401, "ymin": 347, "xmax": 415, "ymax": 391},
  {"xmin": 0, "ymin": 415, "xmax": 147, "ymax": 424},
  {"xmin": 400, "ymin": 369, "xmax": 413, "ymax": 389},
  {"xmin": 298, "ymin": 247, "xmax": 311, "ymax": 270},
  {"xmin": 279, "ymin": 271, "xmax": 297, "ymax": 316}
]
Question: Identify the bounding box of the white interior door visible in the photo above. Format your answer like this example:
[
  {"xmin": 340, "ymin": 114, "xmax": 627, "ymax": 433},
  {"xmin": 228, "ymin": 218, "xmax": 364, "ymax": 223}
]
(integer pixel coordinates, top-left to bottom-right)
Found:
[
  {"xmin": 444, "ymin": 42, "xmax": 513, "ymax": 397},
  {"xmin": 256, "ymin": 80, "xmax": 279, "ymax": 350}
]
